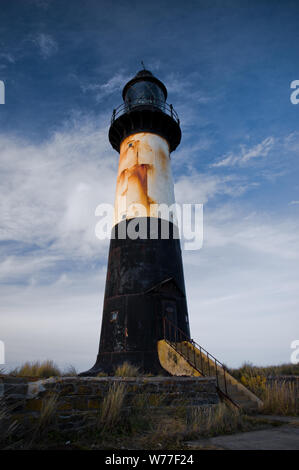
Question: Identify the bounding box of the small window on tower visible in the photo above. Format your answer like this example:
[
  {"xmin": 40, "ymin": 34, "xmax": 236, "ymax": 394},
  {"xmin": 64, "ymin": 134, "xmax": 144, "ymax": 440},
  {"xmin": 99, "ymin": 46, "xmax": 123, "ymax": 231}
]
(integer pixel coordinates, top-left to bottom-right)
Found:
[{"xmin": 111, "ymin": 311, "xmax": 118, "ymax": 322}]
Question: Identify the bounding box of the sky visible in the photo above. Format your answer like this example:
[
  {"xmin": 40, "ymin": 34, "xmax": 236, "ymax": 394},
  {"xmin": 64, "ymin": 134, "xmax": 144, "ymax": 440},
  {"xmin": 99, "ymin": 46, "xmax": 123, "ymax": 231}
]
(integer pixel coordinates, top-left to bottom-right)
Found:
[{"xmin": 0, "ymin": 0, "xmax": 298, "ymax": 371}]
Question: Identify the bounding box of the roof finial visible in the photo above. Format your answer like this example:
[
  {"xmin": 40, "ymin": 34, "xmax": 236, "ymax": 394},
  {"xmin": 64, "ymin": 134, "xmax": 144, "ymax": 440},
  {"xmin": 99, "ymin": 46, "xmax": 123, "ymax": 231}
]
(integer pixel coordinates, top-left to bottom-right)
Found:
[{"xmin": 141, "ymin": 60, "xmax": 146, "ymax": 70}]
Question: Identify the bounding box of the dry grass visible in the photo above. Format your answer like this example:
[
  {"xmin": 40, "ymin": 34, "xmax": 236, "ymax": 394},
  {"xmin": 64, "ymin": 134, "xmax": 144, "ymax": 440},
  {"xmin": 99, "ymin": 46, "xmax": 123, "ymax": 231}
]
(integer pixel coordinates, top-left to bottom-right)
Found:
[
  {"xmin": 261, "ymin": 381, "xmax": 298, "ymax": 416},
  {"xmin": 230, "ymin": 362, "xmax": 299, "ymax": 379},
  {"xmin": 240, "ymin": 373, "xmax": 267, "ymax": 397},
  {"xmin": 27, "ymin": 393, "xmax": 59, "ymax": 447},
  {"xmin": 97, "ymin": 371, "xmax": 108, "ymax": 377},
  {"xmin": 115, "ymin": 362, "xmax": 140, "ymax": 377},
  {"xmin": 0, "ymin": 399, "xmax": 18, "ymax": 446},
  {"xmin": 137, "ymin": 415, "xmax": 186, "ymax": 449},
  {"xmin": 62, "ymin": 365, "xmax": 77, "ymax": 376},
  {"xmin": 97, "ymin": 382, "xmax": 127, "ymax": 433},
  {"xmin": 38, "ymin": 394, "xmax": 59, "ymax": 430},
  {"xmin": 137, "ymin": 403, "xmax": 249, "ymax": 449},
  {"xmin": 187, "ymin": 403, "xmax": 247, "ymax": 437},
  {"xmin": 236, "ymin": 366, "xmax": 298, "ymax": 416},
  {"xmin": 132, "ymin": 392, "xmax": 167, "ymax": 409},
  {"xmin": 11, "ymin": 360, "xmax": 61, "ymax": 378}
]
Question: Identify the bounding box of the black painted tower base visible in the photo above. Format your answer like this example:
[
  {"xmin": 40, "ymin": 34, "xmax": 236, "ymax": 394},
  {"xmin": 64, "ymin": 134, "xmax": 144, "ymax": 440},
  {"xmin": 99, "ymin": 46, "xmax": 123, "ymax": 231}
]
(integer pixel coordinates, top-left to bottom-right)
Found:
[{"xmin": 81, "ymin": 218, "xmax": 190, "ymax": 376}]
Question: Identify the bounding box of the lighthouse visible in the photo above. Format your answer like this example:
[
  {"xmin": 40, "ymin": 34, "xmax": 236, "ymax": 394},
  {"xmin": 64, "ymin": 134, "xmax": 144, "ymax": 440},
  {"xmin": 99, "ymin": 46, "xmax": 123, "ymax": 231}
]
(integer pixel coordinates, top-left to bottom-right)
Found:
[{"xmin": 86, "ymin": 69, "xmax": 191, "ymax": 375}]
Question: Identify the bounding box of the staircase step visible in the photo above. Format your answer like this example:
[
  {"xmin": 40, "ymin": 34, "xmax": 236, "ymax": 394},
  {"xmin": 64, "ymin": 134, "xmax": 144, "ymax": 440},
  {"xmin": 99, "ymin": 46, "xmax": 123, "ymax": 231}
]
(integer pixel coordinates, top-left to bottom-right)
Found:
[{"xmin": 168, "ymin": 339, "xmax": 262, "ymax": 410}]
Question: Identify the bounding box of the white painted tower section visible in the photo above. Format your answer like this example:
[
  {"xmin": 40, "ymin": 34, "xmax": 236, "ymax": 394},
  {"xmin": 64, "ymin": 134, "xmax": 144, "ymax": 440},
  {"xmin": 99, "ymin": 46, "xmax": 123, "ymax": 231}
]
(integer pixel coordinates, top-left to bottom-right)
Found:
[{"xmin": 114, "ymin": 132, "xmax": 177, "ymax": 226}]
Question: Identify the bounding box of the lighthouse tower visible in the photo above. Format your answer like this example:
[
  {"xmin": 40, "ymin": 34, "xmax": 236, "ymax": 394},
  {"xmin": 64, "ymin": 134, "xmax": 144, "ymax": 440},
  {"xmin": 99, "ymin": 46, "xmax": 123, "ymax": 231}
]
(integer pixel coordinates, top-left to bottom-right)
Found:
[{"xmin": 87, "ymin": 69, "xmax": 191, "ymax": 375}]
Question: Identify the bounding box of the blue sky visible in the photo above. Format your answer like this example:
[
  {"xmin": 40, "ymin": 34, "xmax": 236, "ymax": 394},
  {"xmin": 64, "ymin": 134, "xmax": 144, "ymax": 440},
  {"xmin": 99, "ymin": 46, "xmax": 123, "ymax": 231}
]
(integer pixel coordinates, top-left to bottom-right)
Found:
[{"xmin": 1, "ymin": 0, "xmax": 299, "ymax": 371}]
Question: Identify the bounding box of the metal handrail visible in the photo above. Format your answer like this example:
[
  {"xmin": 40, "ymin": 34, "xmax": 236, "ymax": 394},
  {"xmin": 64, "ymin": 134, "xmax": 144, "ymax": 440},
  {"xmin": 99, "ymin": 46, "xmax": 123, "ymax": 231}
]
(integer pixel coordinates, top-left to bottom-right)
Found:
[
  {"xmin": 111, "ymin": 99, "xmax": 180, "ymax": 125},
  {"xmin": 162, "ymin": 316, "xmax": 229, "ymax": 400}
]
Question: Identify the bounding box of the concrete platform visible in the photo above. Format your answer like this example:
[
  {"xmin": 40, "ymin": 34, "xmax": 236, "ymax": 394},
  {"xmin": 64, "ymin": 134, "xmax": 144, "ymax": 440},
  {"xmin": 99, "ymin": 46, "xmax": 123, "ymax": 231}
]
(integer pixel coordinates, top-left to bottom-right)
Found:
[{"xmin": 186, "ymin": 422, "xmax": 299, "ymax": 450}]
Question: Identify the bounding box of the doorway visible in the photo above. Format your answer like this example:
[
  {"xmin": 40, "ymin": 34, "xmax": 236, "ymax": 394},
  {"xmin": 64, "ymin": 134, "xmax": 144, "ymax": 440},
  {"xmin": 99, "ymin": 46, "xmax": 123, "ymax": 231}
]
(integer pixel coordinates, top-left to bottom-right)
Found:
[{"xmin": 161, "ymin": 299, "xmax": 178, "ymax": 341}]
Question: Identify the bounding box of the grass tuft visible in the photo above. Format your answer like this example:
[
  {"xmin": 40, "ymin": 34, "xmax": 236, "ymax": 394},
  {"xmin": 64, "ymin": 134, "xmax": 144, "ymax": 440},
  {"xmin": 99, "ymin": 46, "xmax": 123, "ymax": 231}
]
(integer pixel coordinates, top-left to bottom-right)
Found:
[
  {"xmin": 261, "ymin": 381, "xmax": 298, "ymax": 416},
  {"xmin": 187, "ymin": 403, "xmax": 245, "ymax": 437},
  {"xmin": 38, "ymin": 393, "xmax": 59, "ymax": 431},
  {"xmin": 97, "ymin": 371, "xmax": 108, "ymax": 377},
  {"xmin": 115, "ymin": 362, "xmax": 140, "ymax": 377},
  {"xmin": 98, "ymin": 382, "xmax": 126, "ymax": 433},
  {"xmin": 0, "ymin": 399, "xmax": 19, "ymax": 446},
  {"xmin": 62, "ymin": 365, "xmax": 77, "ymax": 376},
  {"xmin": 10, "ymin": 360, "xmax": 61, "ymax": 378}
]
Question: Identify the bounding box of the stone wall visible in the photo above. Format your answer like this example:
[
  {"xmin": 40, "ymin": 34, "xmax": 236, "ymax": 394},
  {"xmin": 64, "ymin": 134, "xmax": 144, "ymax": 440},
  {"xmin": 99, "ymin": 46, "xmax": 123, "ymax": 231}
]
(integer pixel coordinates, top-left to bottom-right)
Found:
[{"xmin": 0, "ymin": 376, "xmax": 219, "ymax": 433}]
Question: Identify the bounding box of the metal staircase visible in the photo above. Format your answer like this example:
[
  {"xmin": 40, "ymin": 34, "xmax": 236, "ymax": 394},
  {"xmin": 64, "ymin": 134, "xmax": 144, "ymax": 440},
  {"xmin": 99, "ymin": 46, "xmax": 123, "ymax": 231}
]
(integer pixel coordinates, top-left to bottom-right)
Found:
[{"xmin": 162, "ymin": 317, "xmax": 262, "ymax": 411}]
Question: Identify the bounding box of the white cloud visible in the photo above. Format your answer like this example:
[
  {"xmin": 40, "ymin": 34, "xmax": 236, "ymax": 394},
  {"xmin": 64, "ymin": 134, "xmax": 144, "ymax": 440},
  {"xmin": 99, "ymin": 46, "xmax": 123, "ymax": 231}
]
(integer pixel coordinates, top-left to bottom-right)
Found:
[
  {"xmin": 174, "ymin": 173, "xmax": 259, "ymax": 204},
  {"xmin": 0, "ymin": 116, "xmax": 115, "ymax": 270},
  {"xmin": 34, "ymin": 33, "xmax": 58, "ymax": 58},
  {"xmin": 211, "ymin": 136, "xmax": 275, "ymax": 167},
  {"xmin": 0, "ymin": 53, "xmax": 15, "ymax": 64},
  {"xmin": 81, "ymin": 72, "xmax": 130, "ymax": 102},
  {"xmin": 284, "ymin": 131, "xmax": 299, "ymax": 152}
]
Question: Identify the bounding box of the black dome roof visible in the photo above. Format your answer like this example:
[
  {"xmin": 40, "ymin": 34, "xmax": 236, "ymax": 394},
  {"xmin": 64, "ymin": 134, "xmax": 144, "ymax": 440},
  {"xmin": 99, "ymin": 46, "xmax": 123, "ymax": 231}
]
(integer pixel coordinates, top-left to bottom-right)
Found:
[
  {"xmin": 122, "ymin": 69, "xmax": 167, "ymax": 101},
  {"xmin": 135, "ymin": 69, "xmax": 153, "ymax": 78}
]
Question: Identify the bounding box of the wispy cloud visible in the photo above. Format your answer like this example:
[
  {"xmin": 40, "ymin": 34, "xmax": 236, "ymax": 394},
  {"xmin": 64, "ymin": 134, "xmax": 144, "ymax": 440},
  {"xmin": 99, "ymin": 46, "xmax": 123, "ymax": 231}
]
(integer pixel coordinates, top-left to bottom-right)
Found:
[
  {"xmin": 81, "ymin": 72, "xmax": 130, "ymax": 102},
  {"xmin": 33, "ymin": 33, "xmax": 58, "ymax": 58},
  {"xmin": 284, "ymin": 131, "xmax": 299, "ymax": 152},
  {"xmin": 0, "ymin": 53, "xmax": 15, "ymax": 64},
  {"xmin": 0, "ymin": 116, "xmax": 115, "ymax": 279},
  {"xmin": 32, "ymin": 0, "xmax": 52, "ymax": 9},
  {"xmin": 211, "ymin": 137, "xmax": 275, "ymax": 168},
  {"xmin": 174, "ymin": 173, "xmax": 259, "ymax": 204}
]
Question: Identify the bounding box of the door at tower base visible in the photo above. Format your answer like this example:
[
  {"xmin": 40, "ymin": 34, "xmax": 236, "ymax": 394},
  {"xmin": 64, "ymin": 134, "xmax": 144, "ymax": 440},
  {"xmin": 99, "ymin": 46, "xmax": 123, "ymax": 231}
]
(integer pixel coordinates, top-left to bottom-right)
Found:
[{"xmin": 89, "ymin": 217, "xmax": 191, "ymax": 376}]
